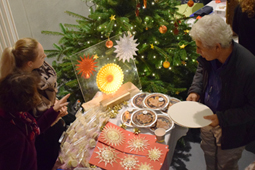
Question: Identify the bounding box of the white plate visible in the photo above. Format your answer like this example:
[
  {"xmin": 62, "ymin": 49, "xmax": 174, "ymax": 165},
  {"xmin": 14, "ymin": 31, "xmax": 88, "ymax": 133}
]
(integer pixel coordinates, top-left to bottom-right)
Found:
[{"xmin": 167, "ymin": 101, "xmax": 213, "ymax": 128}]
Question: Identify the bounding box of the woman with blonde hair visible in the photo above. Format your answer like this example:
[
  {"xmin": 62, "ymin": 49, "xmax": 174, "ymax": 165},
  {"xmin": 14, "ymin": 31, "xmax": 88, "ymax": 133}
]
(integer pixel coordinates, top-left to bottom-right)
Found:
[
  {"xmin": 0, "ymin": 38, "xmax": 68, "ymax": 170},
  {"xmin": 233, "ymin": 0, "xmax": 255, "ymax": 55}
]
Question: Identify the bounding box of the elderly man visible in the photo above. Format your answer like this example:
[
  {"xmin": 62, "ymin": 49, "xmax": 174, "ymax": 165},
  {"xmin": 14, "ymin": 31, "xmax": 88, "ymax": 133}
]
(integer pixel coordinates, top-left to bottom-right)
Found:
[{"xmin": 186, "ymin": 14, "xmax": 255, "ymax": 170}]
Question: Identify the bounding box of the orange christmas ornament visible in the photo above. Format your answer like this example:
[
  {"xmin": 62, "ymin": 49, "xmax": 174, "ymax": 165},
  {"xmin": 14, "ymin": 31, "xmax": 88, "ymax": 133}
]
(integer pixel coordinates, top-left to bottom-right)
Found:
[
  {"xmin": 187, "ymin": 0, "xmax": 194, "ymax": 7},
  {"xmin": 144, "ymin": 0, "xmax": 147, "ymax": 8},
  {"xmin": 163, "ymin": 60, "xmax": 170, "ymax": 68},
  {"xmin": 159, "ymin": 25, "xmax": 167, "ymax": 34},
  {"xmin": 76, "ymin": 54, "xmax": 98, "ymax": 79},
  {"xmin": 106, "ymin": 39, "xmax": 113, "ymax": 48}
]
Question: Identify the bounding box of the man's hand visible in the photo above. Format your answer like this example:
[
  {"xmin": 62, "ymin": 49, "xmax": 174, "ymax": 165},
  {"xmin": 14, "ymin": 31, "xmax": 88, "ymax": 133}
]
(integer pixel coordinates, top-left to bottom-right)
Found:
[
  {"xmin": 186, "ymin": 92, "xmax": 200, "ymax": 101},
  {"xmin": 204, "ymin": 114, "xmax": 219, "ymax": 127}
]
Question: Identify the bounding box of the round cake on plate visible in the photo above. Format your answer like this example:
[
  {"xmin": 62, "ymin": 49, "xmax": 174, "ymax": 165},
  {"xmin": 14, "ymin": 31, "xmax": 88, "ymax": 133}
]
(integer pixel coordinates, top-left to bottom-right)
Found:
[
  {"xmin": 120, "ymin": 108, "xmax": 138, "ymax": 127},
  {"xmin": 131, "ymin": 109, "xmax": 157, "ymax": 128},
  {"xmin": 150, "ymin": 113, "xmax": 174, "ymax": 133},
  {"xmin": 131, "ymin": 92, "xmax": 147, "ymax": 109},
  {"xmin": 143, "ymin": 93, "xmax": 169, "ymax": 111}
]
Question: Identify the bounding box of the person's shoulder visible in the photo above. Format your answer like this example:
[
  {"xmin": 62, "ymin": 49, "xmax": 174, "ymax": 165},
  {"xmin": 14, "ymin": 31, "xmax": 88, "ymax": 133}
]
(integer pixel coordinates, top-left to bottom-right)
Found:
[
  {"xmin": 234, "ymin": 43, "xmax": 255, "ymax": 73},
  {"xmin": 234, "ymin": 42, "xmax": 255, "ymax": 58},
  {"xmin": 233, "ymin": 43, "xmax": 255, "ymax": 62}
]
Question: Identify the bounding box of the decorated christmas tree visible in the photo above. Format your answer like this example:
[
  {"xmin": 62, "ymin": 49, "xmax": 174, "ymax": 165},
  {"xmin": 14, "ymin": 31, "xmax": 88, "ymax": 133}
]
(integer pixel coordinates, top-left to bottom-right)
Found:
[{"xmin": 42, "ymin": 0, "xmax": 199, "ymax": 106}]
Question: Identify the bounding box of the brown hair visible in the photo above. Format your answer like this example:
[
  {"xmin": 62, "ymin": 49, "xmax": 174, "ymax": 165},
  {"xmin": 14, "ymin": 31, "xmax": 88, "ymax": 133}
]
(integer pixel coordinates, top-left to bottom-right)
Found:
[
  {"xmin": 240, "ymin": 0, "xmax": 255, "ymax": 18},
  {"xmin": 0, "ymin": 38, "xmax": 39, "ymax": 80},
  {"xmin": 0, "ymin": 71, "xmax": 41, "ymax": 113}
]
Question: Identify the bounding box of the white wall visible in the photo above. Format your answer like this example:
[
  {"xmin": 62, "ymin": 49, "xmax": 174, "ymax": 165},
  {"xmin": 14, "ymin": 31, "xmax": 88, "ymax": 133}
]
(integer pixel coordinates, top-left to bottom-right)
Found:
[{"xmin": 8, "ymin": 0, "xmax": 91, "ymax": 64}]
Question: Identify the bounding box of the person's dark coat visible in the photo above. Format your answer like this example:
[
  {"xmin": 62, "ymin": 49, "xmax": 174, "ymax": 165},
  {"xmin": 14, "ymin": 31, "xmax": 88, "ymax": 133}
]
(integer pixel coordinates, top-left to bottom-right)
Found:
[
  {"xmin": 188, "ymin": 41, "xmax": 255, "ymax": 149},
  {"xmin": 0, "ymin": 107, "xmax": 59, "ymax": 170}
]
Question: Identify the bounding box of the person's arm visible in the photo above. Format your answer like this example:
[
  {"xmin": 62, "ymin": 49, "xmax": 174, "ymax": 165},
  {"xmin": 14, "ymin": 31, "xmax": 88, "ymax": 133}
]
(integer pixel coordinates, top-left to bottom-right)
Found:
[
  {"xmin": 37, "ymin": 94, "xmax": 70, "ymax": 132},
  {"xmin": 37, "ymin": 107, "xmax": 58, "ymax": 132},
  {"xmin": 186, "ymin": 62, "xmax": 203, "ymax": 101}
]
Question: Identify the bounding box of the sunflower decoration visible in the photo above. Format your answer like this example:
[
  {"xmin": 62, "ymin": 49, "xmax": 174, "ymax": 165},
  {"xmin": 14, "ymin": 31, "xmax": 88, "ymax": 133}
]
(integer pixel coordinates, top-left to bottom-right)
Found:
[
  {"xmin": 96, "ymin": 63, "xmax": 124, "ymax": 94},
  {"xmin": 76, "ymin": 54, "xmax": 98, "ymax": 79}
]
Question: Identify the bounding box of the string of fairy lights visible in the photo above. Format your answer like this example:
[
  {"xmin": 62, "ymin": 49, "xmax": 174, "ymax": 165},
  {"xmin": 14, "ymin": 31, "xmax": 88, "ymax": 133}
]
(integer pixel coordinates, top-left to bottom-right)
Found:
[{"xmin": 84, "ymin": 0, "xmax": 197, "ymax": 78}]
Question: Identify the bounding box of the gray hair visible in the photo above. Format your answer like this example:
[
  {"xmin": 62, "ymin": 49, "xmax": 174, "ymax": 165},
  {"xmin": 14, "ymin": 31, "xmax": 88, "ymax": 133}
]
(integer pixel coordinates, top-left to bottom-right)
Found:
[{"xmin": 189, "ymin": 14, "xmax": 233, "ymax": 48}]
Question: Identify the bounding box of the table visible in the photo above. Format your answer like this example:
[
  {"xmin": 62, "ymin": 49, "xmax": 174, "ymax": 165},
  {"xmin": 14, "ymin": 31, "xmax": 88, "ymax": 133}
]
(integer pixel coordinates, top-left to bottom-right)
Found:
[
  {"xmin": 186, "ymin": 0, "xmax": 238, "ymax": 43},
  {"xmin": 110, "ymin": 107, "xmax": 188, "ymax": 170},
  {"xmin": 186, "ymin": 0, "xmax": 227, "ymax": 26},
  {"xmin": 80, "ymin": 89, "xmax": 189, "ymax": 170}
]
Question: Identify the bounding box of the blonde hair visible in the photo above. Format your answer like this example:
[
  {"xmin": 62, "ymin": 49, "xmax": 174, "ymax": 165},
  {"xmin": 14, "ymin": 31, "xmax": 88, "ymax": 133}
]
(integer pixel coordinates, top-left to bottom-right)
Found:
[
  {"xmin": 240, "ymin": 0, "xmax": 255, "ymax": 18},
  {"xmin": 0, "ymin": 38, "xmax": 39, "ymax": 80}
]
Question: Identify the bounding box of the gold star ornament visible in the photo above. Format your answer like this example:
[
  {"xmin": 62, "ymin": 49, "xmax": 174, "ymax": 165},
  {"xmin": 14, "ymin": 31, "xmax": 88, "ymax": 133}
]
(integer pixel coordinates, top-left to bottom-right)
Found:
[
  {"xmin": 179, "ymin": 44, "xmax": 187, "ymax": 49},
  {"xmin": 150, "ymin": 44, "xmax": 154, "ymax": 49},
  {"xmin": 184, "ymin": 29, "xmax": 190, "ymax": 33},
  {"xmin": 93, "ymin": 54, "xmax": 99, "ymax": 59},
  {"xmin": 181, "ymin": 61, "xmax": 187, "ymax": 65},
  {"xmin": 120, "ymin": 123, "xmax": 127, "ymax": 129},
  {"xmin": 110, "ymin": 15, "xmax": 116, "ymax": 20},
  {"xmin": 133, "ymin": 128, "xmax": 141, "ymax": 135}
]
